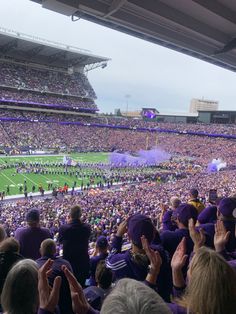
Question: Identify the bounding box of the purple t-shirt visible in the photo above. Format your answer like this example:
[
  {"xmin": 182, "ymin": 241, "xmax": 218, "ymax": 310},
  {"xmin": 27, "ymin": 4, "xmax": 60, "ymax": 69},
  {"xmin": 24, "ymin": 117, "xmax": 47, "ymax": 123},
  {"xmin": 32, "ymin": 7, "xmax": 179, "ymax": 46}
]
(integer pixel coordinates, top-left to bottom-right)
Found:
[{"xmin": 15, "ymin": 226, "xmax": 52, "ymax": 260}]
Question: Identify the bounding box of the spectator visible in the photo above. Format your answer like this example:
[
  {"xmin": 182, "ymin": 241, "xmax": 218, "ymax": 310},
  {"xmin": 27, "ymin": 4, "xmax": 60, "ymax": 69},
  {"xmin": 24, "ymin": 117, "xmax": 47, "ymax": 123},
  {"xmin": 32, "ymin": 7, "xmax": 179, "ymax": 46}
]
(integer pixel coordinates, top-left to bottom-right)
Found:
[
  {"xmin": 1, "ymin": 259, "xmax": 39, "ymax": 314},
  {"xmin": 101, "ymin": 278, "xmax": 171, "ymax": 314},
  {"xmin": 160, "ymin": 204, "xmax": 198, "ymax": 257},
  {"xmin": 188, "ymin": 188, "xmax": 205, "ymax": 214},
  {"xmin": 15, "ymin": 209, "xmax": 52, "ymax": 260},
  {"xmin": 36, "ymin": 239, "xmax": 74, "ymax": 314},
  {"xmin": 89, "ymin": 236, "xmax": 109, "ymax": 286},
  {"xmin": 58, "ymin": 205, "xmax": 91, "ymax": 286},
  {"xmin": 170, "ymin": 241, "xmax": 236, "ymax": 314},
  {"xmin": 161, "ymin": 196, "xmax": 181, "ymax": 231},
  {"xmin": 84, "ymin": 261, "xmax": 113, "ymax": 310},
  {"xmin": 106, "ymin": 215, "xmax": 172, "ymax": 302},
  {"xmin": 0, "ymin": 238, "xmax": 23, "ymax": 311}
]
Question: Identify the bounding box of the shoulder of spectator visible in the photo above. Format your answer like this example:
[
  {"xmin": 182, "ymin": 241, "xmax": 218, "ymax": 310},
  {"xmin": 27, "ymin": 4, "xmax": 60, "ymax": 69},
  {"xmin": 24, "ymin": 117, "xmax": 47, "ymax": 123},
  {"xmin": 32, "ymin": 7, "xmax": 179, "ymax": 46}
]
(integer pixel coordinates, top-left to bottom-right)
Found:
[{"xmin": 106, "ymin": 251, "xmax": 128, "ymax": 270}]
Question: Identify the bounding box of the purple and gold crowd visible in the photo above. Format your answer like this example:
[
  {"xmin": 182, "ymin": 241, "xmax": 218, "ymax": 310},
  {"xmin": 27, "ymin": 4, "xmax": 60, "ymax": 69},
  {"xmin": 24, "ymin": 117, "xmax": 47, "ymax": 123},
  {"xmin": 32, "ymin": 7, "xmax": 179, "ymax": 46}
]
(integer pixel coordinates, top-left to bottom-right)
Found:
[
  {"xmin": 0, "ymin": 157, "xmax": 236, "ymax": 313},
  {"xmin": 0, "ymin": 60, "xmax": 236, "ymax": 314}
]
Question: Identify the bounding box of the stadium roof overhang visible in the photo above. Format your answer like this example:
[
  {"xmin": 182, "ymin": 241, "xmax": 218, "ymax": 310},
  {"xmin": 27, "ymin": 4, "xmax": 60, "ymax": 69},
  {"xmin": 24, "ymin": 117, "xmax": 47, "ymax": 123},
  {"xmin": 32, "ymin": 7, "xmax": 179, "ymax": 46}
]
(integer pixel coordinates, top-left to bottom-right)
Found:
[
  {"xmin": 0, "ymin": 27, "xmax": 109, "ymax": 69},
  {"xmin": 32, "ymin": 0, "xmax": 236, "ymax": 72}
]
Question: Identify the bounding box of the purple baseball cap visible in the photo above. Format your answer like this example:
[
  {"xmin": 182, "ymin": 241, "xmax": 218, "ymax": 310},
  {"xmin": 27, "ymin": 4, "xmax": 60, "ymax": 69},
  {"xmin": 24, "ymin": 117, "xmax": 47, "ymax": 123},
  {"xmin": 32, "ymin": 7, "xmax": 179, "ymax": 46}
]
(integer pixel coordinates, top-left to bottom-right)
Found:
[
  {"xmin": 198, "ymin": 206, "xmax": 217, "ymax": 224},
  {"xmin": 173, "ymin": 204, "xmax": 198, "ymax": 226},
  {"xmin": 96, "ymin": 236, "xmax": 108, "ymax": 249},
  {"xmin": 127, "ymin": 214, "xmax": 155, "ymax": 248},
  {"xmin": 219, "ymin": 198, "xmax": 236, "ymax": 218}
]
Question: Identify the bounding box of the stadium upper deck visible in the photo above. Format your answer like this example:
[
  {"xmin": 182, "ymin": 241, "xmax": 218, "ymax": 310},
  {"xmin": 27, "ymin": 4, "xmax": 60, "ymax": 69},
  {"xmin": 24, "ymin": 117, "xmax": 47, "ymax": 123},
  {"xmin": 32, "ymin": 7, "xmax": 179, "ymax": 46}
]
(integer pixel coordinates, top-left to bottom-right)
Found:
[{"xmin": 0, "ymin": 27, "xmax": 110, "ymax": 114}]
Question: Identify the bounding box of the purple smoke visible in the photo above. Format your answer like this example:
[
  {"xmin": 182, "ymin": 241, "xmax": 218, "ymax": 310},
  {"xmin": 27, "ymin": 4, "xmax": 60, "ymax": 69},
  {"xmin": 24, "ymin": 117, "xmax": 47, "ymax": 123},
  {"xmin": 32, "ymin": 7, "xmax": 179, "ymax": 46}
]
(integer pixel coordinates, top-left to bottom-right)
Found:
[
  {"xmin": 207, "ymin": 162, "xmax": 218, "ymax": 173},
  {"xmin": 109, "ymin": 148, "xmax": 171, "ymax": 167}
]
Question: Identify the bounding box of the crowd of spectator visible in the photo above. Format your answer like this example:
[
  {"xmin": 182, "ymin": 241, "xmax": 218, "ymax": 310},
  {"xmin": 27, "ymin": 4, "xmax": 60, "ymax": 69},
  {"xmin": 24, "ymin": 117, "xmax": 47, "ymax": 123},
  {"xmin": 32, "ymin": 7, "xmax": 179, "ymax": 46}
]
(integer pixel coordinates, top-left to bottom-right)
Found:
[
  {"xmin": 0, "ymin": 169, "xmax": 236, "ymax": 313},
  {"xmin": 0, "ymin": 109, "xmax": 235, "ymax": 162},
  {"xmin": 1, "ymin": 49, "xmax": 236, "ymax": 313},
  {"xmin": 0, "ymin": 61, "xmax": 96, "ymax": 99},
  {"xmin": 0, "ymin": 107, "xmax": 235, "ymax": 313},
  {"xmin": 0, "ymin": 89, "xmax": 97, "ymax": 111}
]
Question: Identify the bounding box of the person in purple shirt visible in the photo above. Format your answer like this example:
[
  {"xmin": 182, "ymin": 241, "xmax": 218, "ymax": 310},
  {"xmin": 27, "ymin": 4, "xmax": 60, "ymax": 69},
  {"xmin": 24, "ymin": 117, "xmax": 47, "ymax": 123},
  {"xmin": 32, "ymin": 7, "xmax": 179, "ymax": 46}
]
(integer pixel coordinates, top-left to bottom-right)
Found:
[
  {"xmin": 58, "ymin": 205, "xmax": 91, "ymax": 286},
  {"xmin": 160, "ymin": 204, "xmax": 198, "ymax": 258},
  {"xmin": 14, "ymin": 208, "xmax": 52, "ymax": 260},
  {"xmin": 197, "ymin": 205, "xmax": 217, "ymax": 225},
  {"xmin": 106, "ymin": 214, "xmax": 172, "ymax": 302},
  {"xmin": 198, "ymin": 197, "xmax": 236, "ymax": 252},
  {"xmin": 161, "ymin": 196, "xmax": 181, "ymax": 231},
  {"xmin": 89, "ymin": 236, "xmax": 109, "ymax": 286},
  {"xmin": 36, "ymin": 239, "xmax": 74, "ymax": 314}
]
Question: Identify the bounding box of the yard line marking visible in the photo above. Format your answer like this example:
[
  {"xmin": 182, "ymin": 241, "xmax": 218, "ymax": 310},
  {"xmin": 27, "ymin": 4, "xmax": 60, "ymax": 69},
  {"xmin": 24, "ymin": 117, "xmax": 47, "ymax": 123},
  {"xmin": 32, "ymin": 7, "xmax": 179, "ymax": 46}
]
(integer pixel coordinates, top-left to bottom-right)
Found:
[
  {"xmin": 18, "ymin": 173, "xmax": 38, "ymax": 186},
  {"xmin": 0, "ymin": 172, "xmax": 16, "ymax": 185},
  {"xmin": 57, "ymin": 174, "xmax": 75, "ymax": 185}
]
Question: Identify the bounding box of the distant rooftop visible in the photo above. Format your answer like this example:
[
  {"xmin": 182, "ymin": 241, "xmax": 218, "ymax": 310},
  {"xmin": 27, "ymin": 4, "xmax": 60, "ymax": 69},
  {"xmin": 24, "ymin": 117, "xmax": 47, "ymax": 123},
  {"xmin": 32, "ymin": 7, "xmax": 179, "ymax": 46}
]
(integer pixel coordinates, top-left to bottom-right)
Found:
[{"xmin": 159, "ymin": 112, "xmax": 198, "ymax": 117}]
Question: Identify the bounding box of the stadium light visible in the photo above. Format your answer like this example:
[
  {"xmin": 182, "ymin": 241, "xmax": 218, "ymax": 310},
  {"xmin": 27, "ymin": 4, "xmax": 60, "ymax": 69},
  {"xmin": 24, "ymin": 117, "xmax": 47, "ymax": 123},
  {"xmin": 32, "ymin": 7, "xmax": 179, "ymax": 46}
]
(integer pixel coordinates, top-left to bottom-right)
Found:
[{"xmin": 71, "ymin": 10, "xmax": 81, "ymax": 22}]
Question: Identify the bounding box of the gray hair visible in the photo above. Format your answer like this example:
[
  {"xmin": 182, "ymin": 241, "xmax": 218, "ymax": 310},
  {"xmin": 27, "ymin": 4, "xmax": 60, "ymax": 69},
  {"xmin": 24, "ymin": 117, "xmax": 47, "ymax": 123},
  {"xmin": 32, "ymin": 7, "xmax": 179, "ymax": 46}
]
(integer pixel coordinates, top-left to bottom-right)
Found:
[
  {"xmin": 101, "ymin": 278, "xmax": 171, "ymax": 314},
  {"xmin": 1, "ymin": 259, "xmax": 39, "ymax": 314}
]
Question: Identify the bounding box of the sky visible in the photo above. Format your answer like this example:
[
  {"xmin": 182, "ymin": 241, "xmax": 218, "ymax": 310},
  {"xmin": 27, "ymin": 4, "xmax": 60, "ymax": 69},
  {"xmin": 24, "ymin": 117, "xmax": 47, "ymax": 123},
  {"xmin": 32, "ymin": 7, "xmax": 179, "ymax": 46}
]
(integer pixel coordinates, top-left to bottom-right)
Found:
[{"xmin": 0, "ymin": 0, "xmax": 236, "ymax": 114}]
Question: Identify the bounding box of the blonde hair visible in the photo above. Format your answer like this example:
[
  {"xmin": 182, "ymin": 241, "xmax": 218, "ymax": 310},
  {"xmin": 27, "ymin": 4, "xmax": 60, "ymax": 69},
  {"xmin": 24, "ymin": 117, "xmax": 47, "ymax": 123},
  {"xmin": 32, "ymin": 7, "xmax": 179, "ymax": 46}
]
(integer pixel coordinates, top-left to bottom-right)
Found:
[{"xmin": 178, "ymin": 247, "xmax": 236, "ymax": 314}]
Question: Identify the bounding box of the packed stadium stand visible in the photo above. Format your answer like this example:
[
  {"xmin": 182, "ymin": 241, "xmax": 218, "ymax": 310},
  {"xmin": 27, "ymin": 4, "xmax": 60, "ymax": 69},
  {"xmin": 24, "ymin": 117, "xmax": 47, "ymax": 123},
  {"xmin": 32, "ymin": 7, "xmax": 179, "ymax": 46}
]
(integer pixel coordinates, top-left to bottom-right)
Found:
[
  {"xmin": 0, "ymin": 28, "xmax": 110, "ymax": 115},
  {"xmin": 0, "ymin": 24, "xmax": 236, "ymax": 314}
]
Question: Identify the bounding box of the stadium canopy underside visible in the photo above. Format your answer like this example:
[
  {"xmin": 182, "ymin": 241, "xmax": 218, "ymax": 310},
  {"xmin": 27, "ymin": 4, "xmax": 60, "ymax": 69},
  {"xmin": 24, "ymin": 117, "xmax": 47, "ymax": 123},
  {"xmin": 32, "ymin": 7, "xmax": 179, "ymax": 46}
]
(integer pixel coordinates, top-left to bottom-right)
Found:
[
  {"xmin": 32, "ymin": 0, "xmax": 236, "ymax": 72},
  {"xmin": 0, "ymin": 27, "xmax": 109, "ymax": 69}
]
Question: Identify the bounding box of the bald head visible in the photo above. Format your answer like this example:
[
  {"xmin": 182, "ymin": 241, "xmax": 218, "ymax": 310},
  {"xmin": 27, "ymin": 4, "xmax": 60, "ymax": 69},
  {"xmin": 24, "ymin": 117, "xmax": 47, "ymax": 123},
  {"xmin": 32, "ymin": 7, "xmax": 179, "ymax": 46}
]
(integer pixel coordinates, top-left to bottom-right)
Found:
[{"xmin": 40, "ymin": 239, "xmax": 56, "ymax": 257}]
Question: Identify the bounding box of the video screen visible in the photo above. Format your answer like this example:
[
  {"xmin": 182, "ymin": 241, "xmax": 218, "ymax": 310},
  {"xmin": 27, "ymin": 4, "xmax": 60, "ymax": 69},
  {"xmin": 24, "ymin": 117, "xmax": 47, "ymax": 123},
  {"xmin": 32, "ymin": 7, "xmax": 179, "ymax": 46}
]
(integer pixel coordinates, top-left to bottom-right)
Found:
[{"xmin": 141, "ymin": 108, "xmax": 158, "ymax": 119}]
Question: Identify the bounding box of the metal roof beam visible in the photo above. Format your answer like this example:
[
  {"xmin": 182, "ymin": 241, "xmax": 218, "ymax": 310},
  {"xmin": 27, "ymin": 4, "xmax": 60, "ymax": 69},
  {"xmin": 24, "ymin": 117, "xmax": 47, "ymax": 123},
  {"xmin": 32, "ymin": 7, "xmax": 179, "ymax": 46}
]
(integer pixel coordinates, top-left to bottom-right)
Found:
[
  {"xmin": 0, "ymin": 39, "xmax": 18, "ymax": 53},
  {"xmin": 48, "ymin": 50, "xmax": 68, "ymax": 63},
  {"xmin": 103, "ymin": 0, "xmax": 127, "ymax": 18},
  {"xmin": 128, "ymin": 0, "xmax": 229, "ymax": 44},
  {"xmin": 192, "ymin": 0, "xmax": 236, "ymax": 24},
  {"xmin": 27, "ymin": 45, "xmax": 45, "ymax": 57}
]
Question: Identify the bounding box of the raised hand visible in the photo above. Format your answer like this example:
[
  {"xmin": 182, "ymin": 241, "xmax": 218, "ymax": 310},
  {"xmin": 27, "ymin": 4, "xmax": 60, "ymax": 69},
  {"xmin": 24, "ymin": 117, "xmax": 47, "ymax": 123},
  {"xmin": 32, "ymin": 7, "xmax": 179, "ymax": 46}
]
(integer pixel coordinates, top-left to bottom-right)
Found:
[
  {"xmin": 38, "ymin": 259, "xmax": 61, "ymax": 313},
  {"xmin": 189, "ymin": 218, "xmax": 205, "ymax": 251},
  {"xmin": 116, "ymin": 220, "xmax": 127, "ymax": 237},
  {"xmin": 171, "ymin": 238, "xmax": 187, "ymax": 288},
  {"xmin": 62, "ymin": 265, "xmax": 90, "ymax": 314},
  {"xmin": 214, "ymin": 220, "xmax": 230, "ymax": 252},
  {"xmin": 171, "ymin": 237, "xmax": 188, "ymax": 271},
  {"xmin": 141, "ymin": 235, "xmax": 162, "ymax": 273}
]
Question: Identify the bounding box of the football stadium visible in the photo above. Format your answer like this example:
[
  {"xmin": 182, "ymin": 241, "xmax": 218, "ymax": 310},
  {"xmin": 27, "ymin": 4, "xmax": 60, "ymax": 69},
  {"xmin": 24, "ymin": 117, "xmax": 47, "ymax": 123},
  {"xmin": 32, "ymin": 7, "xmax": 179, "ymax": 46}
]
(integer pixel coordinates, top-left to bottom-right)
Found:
[{"xmin": 0, "ymin": 1, "xmax": 236, "ymax": 314}]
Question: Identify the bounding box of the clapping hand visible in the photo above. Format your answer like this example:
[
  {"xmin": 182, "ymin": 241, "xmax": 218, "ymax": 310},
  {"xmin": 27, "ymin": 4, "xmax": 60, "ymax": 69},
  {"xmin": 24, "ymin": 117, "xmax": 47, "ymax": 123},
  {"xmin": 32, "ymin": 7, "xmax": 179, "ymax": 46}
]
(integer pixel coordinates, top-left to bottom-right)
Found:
[
  {"xmin": 141, "ymin": 235, "xmax": 162, "ymax": 273},
  {"xmin": 38, "ymin": 259, "xmax": 61, "ymax": 313},
  {"xmin": 171, "ymin": 238, "xmax": 187, "ymax": 288},
  {"xmin": 116, "ymin": 220, "xmax": 127, "ymax": 237},
  {"xmin": 171, "ymin": 237, "xmax": 188, "ymax": 271},
  {"xmin": 62, "ymin": 265, "xmax": 90, "ymax": 314},
  {"xmin": 214, "ymin": 220, "xmax": 230, "ymax": 252},
  {"xmin": 189, "ymin": 218, "xmax": 205, "ymax": 251}
]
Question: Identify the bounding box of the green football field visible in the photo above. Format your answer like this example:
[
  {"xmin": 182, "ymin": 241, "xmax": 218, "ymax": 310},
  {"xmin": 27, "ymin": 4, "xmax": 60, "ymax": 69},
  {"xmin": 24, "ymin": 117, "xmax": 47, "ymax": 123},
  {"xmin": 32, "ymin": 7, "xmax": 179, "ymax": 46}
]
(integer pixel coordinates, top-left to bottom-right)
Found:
[{"xmin": 0, "ymin": 152, "xmax": 109, "ymax": 196}]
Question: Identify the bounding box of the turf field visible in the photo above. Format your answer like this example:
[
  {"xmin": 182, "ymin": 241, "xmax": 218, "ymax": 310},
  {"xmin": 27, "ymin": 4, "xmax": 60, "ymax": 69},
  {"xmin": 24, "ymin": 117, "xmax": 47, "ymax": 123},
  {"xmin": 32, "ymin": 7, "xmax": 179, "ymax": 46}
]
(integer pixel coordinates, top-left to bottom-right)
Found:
[{"xmin": 0, "ymin": 152, "xmax": 108, "ymax": 196}]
